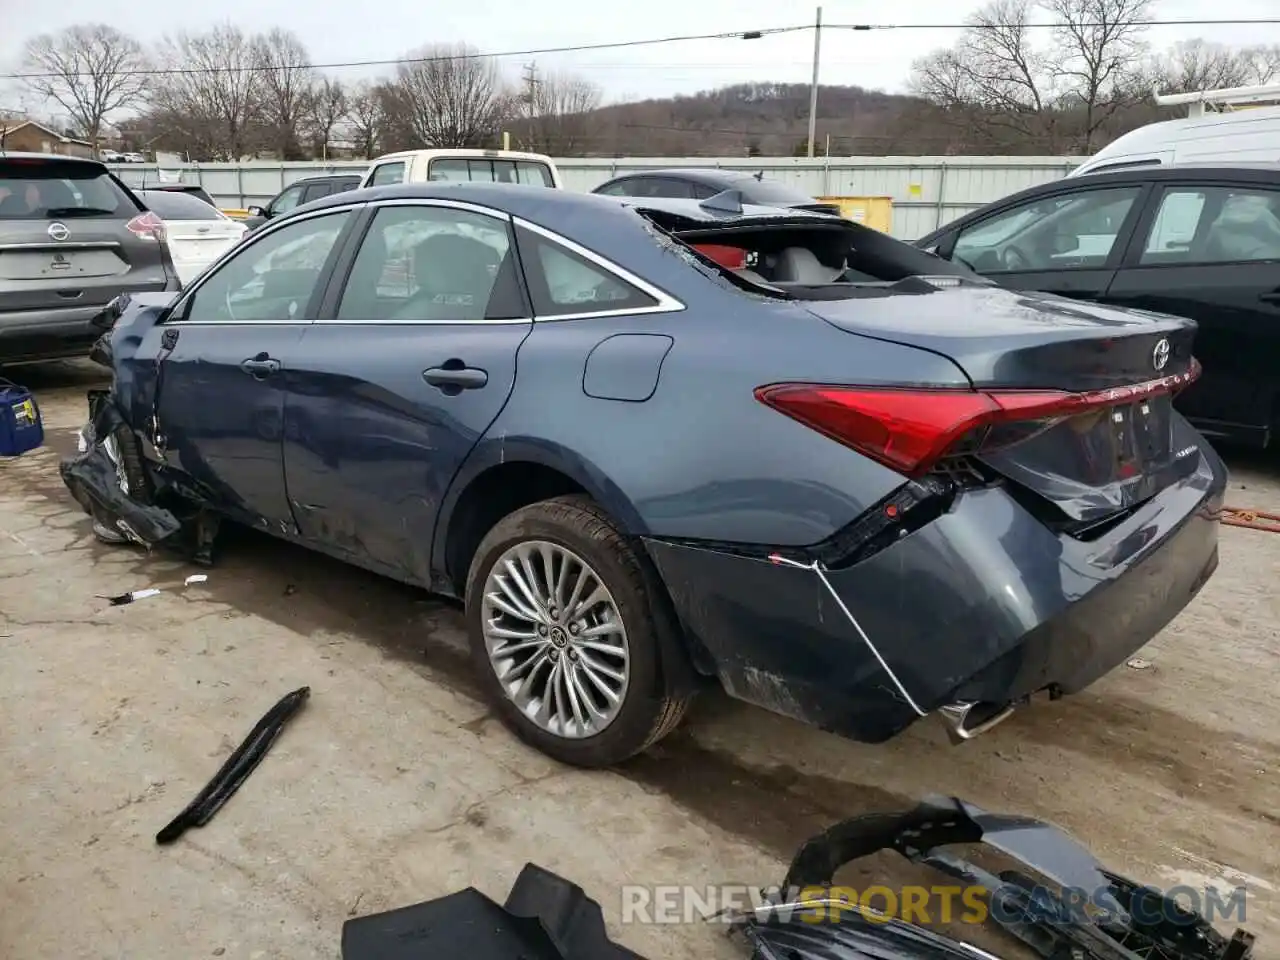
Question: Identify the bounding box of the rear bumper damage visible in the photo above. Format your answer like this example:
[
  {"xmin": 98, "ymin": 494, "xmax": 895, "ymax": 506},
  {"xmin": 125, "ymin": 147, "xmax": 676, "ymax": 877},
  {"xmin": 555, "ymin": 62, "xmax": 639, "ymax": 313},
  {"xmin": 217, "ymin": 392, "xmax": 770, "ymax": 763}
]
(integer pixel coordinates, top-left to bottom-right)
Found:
[{"xmin": 643, "ymin": 444, "xmax": 1226, "ymax": 744}]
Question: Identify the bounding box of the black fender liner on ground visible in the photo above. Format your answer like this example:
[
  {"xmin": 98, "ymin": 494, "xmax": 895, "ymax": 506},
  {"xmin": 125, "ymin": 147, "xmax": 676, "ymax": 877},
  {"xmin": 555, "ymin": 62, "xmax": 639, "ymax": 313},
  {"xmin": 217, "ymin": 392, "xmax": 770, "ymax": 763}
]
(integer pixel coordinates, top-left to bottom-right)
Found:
[{"xmin": 341, "ymin": 862, "xmax": 647, "ymax": 960}]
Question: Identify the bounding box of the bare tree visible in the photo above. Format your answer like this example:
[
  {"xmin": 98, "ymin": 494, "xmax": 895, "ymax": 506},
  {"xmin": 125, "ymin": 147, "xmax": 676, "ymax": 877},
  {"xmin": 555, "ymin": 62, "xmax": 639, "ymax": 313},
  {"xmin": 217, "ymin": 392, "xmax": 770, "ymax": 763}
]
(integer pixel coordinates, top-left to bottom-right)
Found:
[
  {"xmin": 19, "ymin": 24, "xmax": 149, "ymax": 155},
  {"xmin": 911, "ymin": 0, "xmax": 1161, "ymax": 152},
  {"xmin": 344, "ymin": 80, "xmax": 383, "ymax": 158},
  {"xmin": 1146, "ymin": 40, "xmax": 1258, "ymax": 95},
  {"xmin": 1046, "ymin": 0, "xmax": 1153, "ymax": 151},
  {"xmin": 1241, "ymin": 45, "xmax": 1280, "ymax": 86},
  {"xmin": 252, "ymin": 28, "xmax": 314, "ymax": 159},
  {"xmin": 151, "ymin": 24, "xmax": 261, "ymax": 161},
  {"xmin": 394, "ymin": 43, "xmax": 506, "ymax": 147},
  {"xmin": 910, "ymin": 0, "xmax": 1064, "ymax": 152},
  {"xmin": 306, "ymin": 76, "xmax": 346, "ymax": 158},
  {"xmin": 516, "ymin": 64, "xmax": 602, "ymax": 155}
]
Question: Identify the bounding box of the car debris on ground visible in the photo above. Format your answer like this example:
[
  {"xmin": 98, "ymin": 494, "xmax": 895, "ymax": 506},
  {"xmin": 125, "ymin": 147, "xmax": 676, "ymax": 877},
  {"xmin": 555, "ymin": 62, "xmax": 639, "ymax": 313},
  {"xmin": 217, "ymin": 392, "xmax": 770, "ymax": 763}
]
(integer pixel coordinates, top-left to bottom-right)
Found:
[
  {"xmin": 155, "ymin": 687, "xmax": 310, "ymax": 845},
  {"xmin": 340, "ymin": 796, "xmax": 1255, "ymax": 960}
]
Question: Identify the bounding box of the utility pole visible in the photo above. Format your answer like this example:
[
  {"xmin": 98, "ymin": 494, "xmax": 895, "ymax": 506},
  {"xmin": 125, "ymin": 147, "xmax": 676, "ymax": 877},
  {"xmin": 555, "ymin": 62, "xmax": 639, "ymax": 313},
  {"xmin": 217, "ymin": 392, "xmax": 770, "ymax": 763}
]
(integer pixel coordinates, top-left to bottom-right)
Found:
[
  {"xmin": 806, "ymin": 6, "xmax": 823, "ymax": 158},
  {"xmin": 522, "ymin": 62, "xmax": 540, "ymax": 150}
]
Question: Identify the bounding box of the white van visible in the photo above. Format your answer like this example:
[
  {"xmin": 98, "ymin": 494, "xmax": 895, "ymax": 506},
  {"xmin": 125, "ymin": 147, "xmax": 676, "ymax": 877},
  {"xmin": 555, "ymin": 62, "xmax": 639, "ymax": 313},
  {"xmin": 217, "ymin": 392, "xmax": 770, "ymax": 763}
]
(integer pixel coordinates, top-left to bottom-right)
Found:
[
  {"xmin": 359, "ymin": 148, "xmax": 563, "ymax": 190},
  {"xmin": 1070, "ymin": 83, "xmax": 1280, "ymax": 177}
]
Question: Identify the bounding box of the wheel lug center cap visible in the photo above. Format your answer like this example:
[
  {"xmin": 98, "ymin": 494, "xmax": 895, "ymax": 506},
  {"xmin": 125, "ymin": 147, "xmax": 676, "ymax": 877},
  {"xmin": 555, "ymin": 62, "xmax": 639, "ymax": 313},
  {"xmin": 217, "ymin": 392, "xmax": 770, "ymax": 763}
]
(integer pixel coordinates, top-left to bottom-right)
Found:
[{"xmin": 549, "ymin": 626, "xmax": 568, "ymax": 648}]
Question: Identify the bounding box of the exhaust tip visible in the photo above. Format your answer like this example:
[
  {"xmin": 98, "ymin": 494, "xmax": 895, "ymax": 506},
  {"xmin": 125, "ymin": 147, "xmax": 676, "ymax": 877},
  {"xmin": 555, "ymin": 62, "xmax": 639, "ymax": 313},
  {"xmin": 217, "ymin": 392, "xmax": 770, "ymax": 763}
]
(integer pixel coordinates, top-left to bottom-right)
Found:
[{"xmin": 938, "ymin": 701, "xmax": 1016, "ymax": 744}]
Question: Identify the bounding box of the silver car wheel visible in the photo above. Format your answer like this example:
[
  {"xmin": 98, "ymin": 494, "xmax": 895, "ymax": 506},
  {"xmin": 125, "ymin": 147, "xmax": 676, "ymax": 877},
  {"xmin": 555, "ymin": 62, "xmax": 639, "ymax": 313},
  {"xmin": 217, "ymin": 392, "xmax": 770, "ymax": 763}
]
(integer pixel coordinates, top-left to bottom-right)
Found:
[{"xmin": 480, "ymin": 540, "xmax": 630, "ymax": 739}]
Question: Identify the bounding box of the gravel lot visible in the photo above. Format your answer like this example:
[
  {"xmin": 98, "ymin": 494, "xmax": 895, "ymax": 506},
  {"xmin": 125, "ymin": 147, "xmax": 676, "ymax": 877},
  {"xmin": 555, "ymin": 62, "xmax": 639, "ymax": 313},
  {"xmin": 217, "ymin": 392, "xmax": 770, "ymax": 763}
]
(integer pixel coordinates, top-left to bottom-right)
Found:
[{"xmin": 2, "ymin": 360, "xmax": 1277, "ymax": 960}]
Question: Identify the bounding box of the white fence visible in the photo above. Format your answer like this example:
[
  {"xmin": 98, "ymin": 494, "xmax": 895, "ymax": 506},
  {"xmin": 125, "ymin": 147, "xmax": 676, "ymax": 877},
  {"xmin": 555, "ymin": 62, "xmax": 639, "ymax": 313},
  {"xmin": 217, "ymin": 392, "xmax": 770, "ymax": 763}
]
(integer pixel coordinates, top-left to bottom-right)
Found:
[{"xmin": 113, "ymin": 155, "xmax": 1087, "ymax": 240}]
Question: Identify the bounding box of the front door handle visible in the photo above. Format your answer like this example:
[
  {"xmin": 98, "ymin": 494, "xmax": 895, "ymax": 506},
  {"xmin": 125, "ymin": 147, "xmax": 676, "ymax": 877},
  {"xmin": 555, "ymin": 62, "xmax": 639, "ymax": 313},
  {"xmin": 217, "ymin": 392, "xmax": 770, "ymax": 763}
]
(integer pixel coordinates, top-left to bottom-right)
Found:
[
  {"xmin": 241, "ymin": 354, "xmax": 281, "ymax": 379},
  {"xmin": 1259, "ymin": 291, "xmax": 1280, "ymax": 304},
  {"xmin": 423, "ymin": 363, "xmax": 488, "ymax": 391}
]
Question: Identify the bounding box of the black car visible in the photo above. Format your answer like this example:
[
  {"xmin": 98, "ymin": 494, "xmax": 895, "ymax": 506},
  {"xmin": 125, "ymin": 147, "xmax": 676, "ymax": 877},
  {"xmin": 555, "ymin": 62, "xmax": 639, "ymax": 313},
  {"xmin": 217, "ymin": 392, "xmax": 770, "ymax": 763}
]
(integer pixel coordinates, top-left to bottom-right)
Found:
[
  {"xmin": 243, "ymin": 173, "xmax": 362, "ymax": 231},
  {"xmin": 592, "ymin": 167, "xmax": 841, "ymax": 216},
  {"xmin": 0, "ymin": 152, "xmax": 180, "ymax": 364},
  {"xmin": 914, "ymin": 163, "xmax": 1280, "ymax": 448},
  {"xmin": 137, "ymin": 182, "xmax": 219, "ymax": 209}
]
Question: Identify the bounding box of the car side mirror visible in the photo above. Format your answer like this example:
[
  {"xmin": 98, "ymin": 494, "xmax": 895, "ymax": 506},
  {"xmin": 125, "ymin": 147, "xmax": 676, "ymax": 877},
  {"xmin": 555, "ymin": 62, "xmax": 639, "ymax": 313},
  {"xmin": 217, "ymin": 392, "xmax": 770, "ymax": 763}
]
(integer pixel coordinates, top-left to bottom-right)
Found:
[{"xmin": 247, "ymin": 205, "xmax": 266, "ymax": 218}]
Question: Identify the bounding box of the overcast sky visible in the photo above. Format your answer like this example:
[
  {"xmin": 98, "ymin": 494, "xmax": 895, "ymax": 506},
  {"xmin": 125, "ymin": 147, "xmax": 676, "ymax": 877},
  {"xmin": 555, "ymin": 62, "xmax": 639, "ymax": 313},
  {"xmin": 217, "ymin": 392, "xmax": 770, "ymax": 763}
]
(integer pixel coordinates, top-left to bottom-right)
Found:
[{"xmin": 1, "ymin": 0, "xmax": 1276, "ymax": 107}]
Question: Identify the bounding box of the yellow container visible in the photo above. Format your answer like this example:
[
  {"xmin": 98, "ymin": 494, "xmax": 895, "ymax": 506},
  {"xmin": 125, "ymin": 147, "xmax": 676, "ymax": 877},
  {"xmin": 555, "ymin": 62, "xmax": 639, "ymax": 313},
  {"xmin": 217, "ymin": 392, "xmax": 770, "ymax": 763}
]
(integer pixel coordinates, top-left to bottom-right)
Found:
[{"xmin": 818, "ymin": 196, "xmax": 893, "ymax": 233}]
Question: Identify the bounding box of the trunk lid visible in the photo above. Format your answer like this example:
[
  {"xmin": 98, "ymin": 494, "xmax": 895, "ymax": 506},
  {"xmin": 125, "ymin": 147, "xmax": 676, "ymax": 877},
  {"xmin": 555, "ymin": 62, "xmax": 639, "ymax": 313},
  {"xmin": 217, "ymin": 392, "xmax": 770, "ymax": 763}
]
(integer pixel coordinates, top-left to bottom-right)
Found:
[
  {"xmin": 163, "ymin": 219, "xmax": 244, "ymax": 274},
  {"xmin": 802, "ymin": 284, "xmax": 1202, "ymax": 525}
]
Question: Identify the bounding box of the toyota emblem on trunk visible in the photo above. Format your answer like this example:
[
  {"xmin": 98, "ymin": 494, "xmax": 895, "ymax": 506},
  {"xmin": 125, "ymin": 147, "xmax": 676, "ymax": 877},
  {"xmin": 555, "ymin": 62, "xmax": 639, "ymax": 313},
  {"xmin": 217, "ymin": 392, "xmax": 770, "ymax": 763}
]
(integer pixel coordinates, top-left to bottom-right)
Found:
[
  {"xmin": 1152, "ymin": 338, "xmax": 1170, "ymax": 371},
  {"xmin": 47, "ymin": 222, "xmax": 69, "ymax": 241}
]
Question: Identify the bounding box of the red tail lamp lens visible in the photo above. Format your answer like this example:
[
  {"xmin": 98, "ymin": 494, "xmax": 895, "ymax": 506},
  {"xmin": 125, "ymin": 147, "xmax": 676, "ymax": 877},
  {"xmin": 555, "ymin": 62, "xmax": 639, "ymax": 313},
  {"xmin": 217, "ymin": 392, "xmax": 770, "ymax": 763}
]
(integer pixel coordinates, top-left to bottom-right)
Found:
[{"xmin": 755, "ymin": 360, "xmax": 1201, "ymax": 477}]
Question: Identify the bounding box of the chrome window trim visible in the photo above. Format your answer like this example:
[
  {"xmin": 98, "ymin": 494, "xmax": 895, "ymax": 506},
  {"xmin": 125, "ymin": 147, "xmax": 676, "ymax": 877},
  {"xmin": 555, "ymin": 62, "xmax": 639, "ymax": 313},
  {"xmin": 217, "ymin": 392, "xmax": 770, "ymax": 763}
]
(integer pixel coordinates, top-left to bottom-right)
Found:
[
  {"xmin": 512, "ymin": 216, "xmax": 686, "ymax": 321},
  {"xmin": 313, "ymin": 197, "xmax": 530, "ymax": 326},
  {"xmin": 162, "ymin": 204, "xmax": 361, "ymax": 325}
]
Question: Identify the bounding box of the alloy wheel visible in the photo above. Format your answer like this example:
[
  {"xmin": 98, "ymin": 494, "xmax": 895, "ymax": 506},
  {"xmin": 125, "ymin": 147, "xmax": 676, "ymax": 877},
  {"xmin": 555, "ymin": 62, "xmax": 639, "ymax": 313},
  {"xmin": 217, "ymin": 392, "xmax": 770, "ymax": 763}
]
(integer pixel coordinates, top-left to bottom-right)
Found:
[{"xmin": 480, "ymin": 540, "xmax": 630, "ymax": 739}]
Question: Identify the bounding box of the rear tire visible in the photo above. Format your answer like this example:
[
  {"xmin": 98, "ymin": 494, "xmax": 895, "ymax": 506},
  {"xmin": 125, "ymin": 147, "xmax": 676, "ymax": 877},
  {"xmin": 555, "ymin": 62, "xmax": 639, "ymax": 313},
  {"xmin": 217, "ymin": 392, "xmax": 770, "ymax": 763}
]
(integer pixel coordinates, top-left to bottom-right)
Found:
[{"xmin": 464, "ymin": 495, "xmax": 692, "ymax": 767}]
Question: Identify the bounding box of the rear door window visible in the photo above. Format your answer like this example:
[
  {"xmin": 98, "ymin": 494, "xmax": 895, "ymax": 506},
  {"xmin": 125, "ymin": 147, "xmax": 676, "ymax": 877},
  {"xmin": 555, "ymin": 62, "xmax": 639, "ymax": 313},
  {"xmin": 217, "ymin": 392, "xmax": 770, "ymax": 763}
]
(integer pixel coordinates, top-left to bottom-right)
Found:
[
  {"xmin": 334, "ymin": 204, "xmax": 524, "ymax": 323},
  {"xmin": 139, "ymin": 190, "xmax": 222, "ymax": 220},
  {"xmin": 0, "ymin": 159, "xmax": 139, "ymax": 220},
  {"xmin": 1141, "ymin": 186, "xmax": 1280, "ymax": 265}
]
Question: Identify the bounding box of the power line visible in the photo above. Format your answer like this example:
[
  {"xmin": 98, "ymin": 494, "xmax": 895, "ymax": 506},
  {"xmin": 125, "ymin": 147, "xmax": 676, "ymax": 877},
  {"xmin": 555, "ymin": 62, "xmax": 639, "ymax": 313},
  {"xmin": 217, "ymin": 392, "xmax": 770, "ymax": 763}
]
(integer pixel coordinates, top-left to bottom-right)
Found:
[
  {"xmin": 828, "ymin": 17, "xmax": 1280, "ymax": 30},
  {"xmin": 5, "ymin": 17, "xmax": 1276, "ymax": 82},
  {"xmin": 0, "ymin": 26, "xmax": 808, "ymax": 81}
]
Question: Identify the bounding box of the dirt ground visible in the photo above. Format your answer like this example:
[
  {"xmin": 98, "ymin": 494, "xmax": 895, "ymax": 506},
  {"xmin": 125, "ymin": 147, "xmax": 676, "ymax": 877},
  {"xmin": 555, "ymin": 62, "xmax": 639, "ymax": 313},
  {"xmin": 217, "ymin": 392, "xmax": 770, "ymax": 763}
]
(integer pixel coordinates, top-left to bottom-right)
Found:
[{"xmin": 1, "ymin": 360, "xmax": 1277, "ymax": 960}]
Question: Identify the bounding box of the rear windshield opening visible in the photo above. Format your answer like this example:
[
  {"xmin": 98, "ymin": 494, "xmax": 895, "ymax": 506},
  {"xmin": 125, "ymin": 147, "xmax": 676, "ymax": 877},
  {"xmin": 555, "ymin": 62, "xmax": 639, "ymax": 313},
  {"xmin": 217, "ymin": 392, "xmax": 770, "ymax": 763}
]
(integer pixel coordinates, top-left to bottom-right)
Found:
[
  {"xmin": 0, "ymin": 161, "xmax": 138, "ymax": 220},
  {"xmin": 147, "ymin": 186, "xmax": 217, "ymax": 208},
  {"xmin": 138, "ymin": 189, "xmax": 224, "ymax": 221},
  {"xmin": 639, "ymin": 209, "xmax": 978, "ymax": 300}
]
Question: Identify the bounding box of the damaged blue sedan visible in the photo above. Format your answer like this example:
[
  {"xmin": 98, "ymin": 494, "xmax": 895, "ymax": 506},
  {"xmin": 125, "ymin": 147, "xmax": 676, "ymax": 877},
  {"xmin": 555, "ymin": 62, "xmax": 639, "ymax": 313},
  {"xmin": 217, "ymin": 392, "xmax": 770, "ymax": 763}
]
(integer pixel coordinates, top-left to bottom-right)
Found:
[{"xmin": 63, "ymin": 181, "xmax": 1225, "ymax": 768}]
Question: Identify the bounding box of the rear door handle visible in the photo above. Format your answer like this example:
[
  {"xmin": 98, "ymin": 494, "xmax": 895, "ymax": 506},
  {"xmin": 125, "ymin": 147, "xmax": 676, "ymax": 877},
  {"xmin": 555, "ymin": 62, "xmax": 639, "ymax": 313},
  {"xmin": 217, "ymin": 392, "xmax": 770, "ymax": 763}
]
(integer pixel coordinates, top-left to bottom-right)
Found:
[
  {"xmin": 1259, "ymin": 291, "xmax": 1280, "ymax": 304},
  {"xmin": 241, "ymin": 354, "xmax": 281, "ymax": 379},
  {"xmin": 423, "ymin": 364, "xmax": 488, "ymax": 391}
]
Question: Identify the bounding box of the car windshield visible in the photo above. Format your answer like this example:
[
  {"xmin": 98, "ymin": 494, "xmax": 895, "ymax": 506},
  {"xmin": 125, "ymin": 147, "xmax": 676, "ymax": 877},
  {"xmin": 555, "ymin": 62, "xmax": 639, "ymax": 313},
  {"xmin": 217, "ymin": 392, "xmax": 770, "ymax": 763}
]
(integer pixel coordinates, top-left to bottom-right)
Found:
[
  {"xmin": 139, "ymin": 190, "xmax": 224, "ymax": 221},
  {"xmin": 638, "ymin": 207, "xmax": 979, "ymax": 300},
  {"xmin": 0, "ymin": 160, "xmax": 137, "ymax": 220}
]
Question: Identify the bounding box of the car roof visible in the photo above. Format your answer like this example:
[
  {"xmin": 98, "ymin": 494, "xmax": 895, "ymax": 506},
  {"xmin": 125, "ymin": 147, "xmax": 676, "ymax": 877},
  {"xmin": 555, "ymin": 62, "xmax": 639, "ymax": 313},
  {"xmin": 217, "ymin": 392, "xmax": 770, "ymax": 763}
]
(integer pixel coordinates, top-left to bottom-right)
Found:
[
  {"xmin": 917, "ymin": 162, "xmax": 1280, "ymax": 242},
  {"xmin": 291, "ymin": 172, "xmax": 363, "ymax": 183},
  {"xmin": 303, "ymin": 180, "xmax": 841, "ymax": 226},
  {"xmin": 603, "ymin": 168, "xmax": 764, "ymax": 186},
  {"xmin": 368, "ymin": 148, "xmax": 556, "ymax": 164},
  {"xmin": 0, "ymin": 151, "xmax": 107, "ymax": 167}
]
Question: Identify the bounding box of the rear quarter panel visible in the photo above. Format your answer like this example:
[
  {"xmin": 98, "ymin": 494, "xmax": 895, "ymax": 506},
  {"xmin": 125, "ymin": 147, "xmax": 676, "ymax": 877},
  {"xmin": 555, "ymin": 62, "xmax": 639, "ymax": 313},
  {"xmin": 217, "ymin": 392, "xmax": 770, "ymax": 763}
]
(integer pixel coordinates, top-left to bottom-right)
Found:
[{"xmin": 444, "ymin": 277, "xmax": 971, "ymax": 549}]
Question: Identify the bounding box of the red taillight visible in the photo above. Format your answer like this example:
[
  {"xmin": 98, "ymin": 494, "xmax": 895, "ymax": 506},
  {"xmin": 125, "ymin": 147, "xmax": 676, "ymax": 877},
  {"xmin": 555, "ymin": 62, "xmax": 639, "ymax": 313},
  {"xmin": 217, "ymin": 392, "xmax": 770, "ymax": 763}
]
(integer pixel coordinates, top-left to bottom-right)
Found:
[
  {"xmin": 126, "ymin": 211, "xmax": 166, "ymax": 242},
  {"xmin": 755, "ymin": 359, "xmax": 1202, "ymax": 477},
  {"xmin": 693, "ymin": 244, "xmax": 747, "ymax": 269}
]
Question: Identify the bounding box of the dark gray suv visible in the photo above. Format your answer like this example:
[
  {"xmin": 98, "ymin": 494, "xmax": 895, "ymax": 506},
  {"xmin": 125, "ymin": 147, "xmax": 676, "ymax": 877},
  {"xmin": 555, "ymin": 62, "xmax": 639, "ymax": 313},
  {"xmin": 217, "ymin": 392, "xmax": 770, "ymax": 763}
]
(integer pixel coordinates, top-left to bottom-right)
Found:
[{"xmin": 0, "ymin": 152, "xmax": 179, "ymax": 364}]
